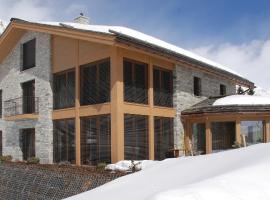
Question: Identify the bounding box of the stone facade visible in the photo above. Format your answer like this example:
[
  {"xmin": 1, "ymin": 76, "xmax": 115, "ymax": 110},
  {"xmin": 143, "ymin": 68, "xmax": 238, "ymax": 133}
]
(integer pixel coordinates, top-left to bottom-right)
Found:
[
  {"xmin": 173, "ymin": 64, "xmax": 236, "ymax": 149},
  {"xmin": 0, "ymin": 31, "xmax": 53, "ymax": 163}
]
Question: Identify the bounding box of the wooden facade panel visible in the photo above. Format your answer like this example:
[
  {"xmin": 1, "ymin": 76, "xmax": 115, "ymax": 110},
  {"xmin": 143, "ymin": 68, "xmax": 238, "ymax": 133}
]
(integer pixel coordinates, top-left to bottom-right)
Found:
[
  {"xmin": 52, "ymin": 36, "xmax": 77, "ymax": 73},
  {"xmin": 79, "ymin": 40, "xmax": 111, "ymax": 65},
  {"xmin": 79, "ymin": 103, "xmax": 111, "ymax": 117},
  {"xmin": 52, "ymin": 108, "xmax": 76, "ymax": 120}
]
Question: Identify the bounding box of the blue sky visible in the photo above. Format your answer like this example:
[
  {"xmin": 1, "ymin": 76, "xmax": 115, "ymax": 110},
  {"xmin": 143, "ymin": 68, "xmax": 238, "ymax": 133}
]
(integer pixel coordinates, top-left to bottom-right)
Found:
[{"xmin": 1, "ymin": 0, "xmax": 270, "ymax": 90}]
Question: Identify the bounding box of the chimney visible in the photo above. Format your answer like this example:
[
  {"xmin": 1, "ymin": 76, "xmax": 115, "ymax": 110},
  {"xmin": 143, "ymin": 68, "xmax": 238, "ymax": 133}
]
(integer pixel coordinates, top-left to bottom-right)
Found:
[{"xmin": 74, "ymin": 13, "xmax": 90, "ymax": 24}]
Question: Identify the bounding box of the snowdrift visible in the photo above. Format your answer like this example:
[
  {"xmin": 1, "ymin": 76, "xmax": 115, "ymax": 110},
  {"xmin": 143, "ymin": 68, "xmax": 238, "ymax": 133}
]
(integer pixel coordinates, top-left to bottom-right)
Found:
[{"xmin": 67, "ymin": 144, "xmax": 270, "ymax": 200}]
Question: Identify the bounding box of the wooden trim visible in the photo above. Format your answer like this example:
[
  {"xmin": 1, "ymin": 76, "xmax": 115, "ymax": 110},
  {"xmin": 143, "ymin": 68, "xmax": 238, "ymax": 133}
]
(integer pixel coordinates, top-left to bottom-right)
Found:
[
  {"xmin": 235, "ymin": 118, "xmax": 241, "ymax": 145},
  {"xmin": 148, "ymin": 59, "xmax": 154, "ymax": 160},
  {"xmin": 52, "ymin": 108, "xmax": 76, "ymax": 120},
  {"xmin": 110, "ymin": 46, "xmax": 124, "ymax": 162},
  {"xmin": 79, "ymin": 103, "xmax": 111, "ymax": 117},
  {"xmin": 4, "ymin": 114, "xmax": 39, "ymax": 121},
  {"xmin": 265, "ymin": 120, "xmax": 270, "ymax": 143},
  {"xmin": 205, "ymin": 120, "xmax": 212, "ymax": 154},
  {"xmin": 75, "ymin": 40, "xmax": 81, "ymax": 165}
]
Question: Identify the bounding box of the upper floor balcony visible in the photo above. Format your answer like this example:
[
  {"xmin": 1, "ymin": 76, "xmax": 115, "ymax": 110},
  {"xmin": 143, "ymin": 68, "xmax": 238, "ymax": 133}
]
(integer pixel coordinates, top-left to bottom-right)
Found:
[{"xmin": 4, "ymin": 96, "xmax": 39, "ymax": 120}]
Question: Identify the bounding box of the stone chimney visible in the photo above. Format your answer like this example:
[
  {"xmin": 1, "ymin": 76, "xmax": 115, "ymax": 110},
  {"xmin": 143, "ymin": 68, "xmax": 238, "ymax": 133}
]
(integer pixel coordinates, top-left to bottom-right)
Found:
[{"xmin": 74, "ymin": 13, "xmax": 90, "ymax": 24}]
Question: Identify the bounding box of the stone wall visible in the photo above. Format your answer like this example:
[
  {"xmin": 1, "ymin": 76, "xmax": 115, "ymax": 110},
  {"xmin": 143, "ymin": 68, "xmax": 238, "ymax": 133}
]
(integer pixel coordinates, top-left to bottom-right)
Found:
[
  {"xmin": 0, "ymin": 31, "xmax": 53, "ymax": 163},
  {"xmin": 173, "ymin": 64, "xmax": 236, "ymax": 149}
]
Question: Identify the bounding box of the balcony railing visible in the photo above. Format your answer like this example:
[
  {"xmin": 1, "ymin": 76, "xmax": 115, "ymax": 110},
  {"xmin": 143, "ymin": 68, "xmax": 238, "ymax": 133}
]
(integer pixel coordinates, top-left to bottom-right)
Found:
[{"xmin": 4, "ymin": 96, "xmax": 39, "ymax": 117}]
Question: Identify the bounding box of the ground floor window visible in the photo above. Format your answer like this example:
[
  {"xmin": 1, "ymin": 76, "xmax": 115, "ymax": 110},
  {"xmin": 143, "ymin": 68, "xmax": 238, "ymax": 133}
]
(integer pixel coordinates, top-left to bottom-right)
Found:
[
  {"xmin": 154, "ymin": 117, "xmax": 174, "ymax": 160},
  {"xmin": 81, "ymin": 115, "xmax": 111, "ymax": 165},
  {"xmin": 124, "ymin": 114, "xmax": 148, "ymax": 160},
  {"xmin": 53, "ymin": 119, "xmax": 75, "ymax": 164},
  {"xmin": 241, "ymin": 121, "xmax": 264, "ymax": 146},
  {"xmin": 20, "ymin": 129, "xmax": 35, "ymax": 160},
  {"xmin": 211, "ymin": 122, "xmax": 235, "ymax": 151},
  {"xmin": 0, "ymin": 131, "xmax": 2, "ymax": 156},
  {"xmin": 192, "ymin": 123, "xmax": 206, "ymax": 155}
]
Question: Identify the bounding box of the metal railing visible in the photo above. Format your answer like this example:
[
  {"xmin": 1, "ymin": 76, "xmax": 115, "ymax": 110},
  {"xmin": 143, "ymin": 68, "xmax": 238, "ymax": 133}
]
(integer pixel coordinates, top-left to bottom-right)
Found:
[{"xmin": 4, "ymin": 96, "xmax": 39, "ymax": 117}]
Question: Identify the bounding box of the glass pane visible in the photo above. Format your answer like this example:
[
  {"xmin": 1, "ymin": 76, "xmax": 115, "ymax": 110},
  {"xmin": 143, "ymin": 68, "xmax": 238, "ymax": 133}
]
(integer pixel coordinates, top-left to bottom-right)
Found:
[
  {"xmin": 241, "ymin": 121, "xmax": 264, "ymax": 145},
  {"xmin": 211, "ymin": 122, "xmax": 235, "ymax": 151},
  {"xmin": 192, "ymin": 123, "xmax": 206, "ymax": 155},
  {"xmin": 154, "ymin": 117, "xmax": 174, "ymax": 160}
]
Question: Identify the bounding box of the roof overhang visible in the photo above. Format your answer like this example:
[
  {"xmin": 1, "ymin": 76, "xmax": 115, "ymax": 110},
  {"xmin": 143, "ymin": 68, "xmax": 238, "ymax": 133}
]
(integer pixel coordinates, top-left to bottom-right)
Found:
[{"xmin": 0, "ymin": 19, "xmax": 255, "ymax": 88}]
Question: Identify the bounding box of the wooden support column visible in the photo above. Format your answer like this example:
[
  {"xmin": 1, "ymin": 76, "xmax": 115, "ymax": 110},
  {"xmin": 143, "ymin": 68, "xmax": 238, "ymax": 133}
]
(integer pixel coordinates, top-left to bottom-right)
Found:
[
  {"xmin": 148, "ymin": 59, "xmax": 154, "ymax": 160},
  {"xmin": 75, "ymin": 40, "xmax": 81, "ymax": 165},
  {"xmin": 111, "ymin": 47, "xmax": 124, "ymax": 163},
  {"xmin": 205, "ymin": 120, "xmax": 212, "ymax": 154},
  {"xmin": 235, "ymin": 119, "xmax": 241, "ymax": 145},
  {"xmin": 265, "ymin": 120, "xmax": 270, "ymax": 143}
]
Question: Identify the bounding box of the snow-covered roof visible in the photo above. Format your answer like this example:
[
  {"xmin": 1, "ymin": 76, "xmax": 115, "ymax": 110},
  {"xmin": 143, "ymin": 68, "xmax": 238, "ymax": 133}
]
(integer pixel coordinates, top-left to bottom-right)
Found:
[
  {"xmin": 213, "ymin": 95, "xmax": 270, "ymax": 106},
  {"xmin": 5, "ymin": 19, "xmax": 251, "ymax": 84},
  {"xmin": 40, "ymin": 21, "xmax": 242, "ymax": 77}
]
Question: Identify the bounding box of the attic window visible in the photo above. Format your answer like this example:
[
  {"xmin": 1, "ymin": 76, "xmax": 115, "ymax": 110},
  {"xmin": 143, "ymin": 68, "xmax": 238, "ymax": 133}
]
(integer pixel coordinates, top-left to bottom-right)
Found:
[
  {"xmin": 22, "ymin": 39, "xmax": 36, "ymax": 71},
  {"xmin": 220, "ymin": 84, "xmax": 227, "ymax": 96},
  {"xmin": 194, "ymin": 77, "xmax": 201, "ymax": 96}
]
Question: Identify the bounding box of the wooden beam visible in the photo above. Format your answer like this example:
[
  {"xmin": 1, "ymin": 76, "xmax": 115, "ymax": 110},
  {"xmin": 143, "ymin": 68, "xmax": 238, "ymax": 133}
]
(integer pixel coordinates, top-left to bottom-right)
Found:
[
  {"xmin": 265, "ymin": 120, "xmax": 270, "ymax": 143},
  {"xmin": 205, "ymin": 120, "xmax": 212, "ymax": 154},
  {"xmin": 148, "ymin": 59, "xmax": 154, "ymax": 160},
  {"xmin": 110, "ymin": 46, "xmax": 124, "ymax": 163},
  {"xmin": 75, "ymin": 40, "xmax": 81, "ymax": 165},
  {"xmin": 235, "ymin": 119, "xmax": 241, "ymax": 145}
]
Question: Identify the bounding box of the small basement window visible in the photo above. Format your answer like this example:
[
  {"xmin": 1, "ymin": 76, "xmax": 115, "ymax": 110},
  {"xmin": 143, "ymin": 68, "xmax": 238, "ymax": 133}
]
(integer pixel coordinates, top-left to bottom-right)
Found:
[
  {"xmin": 220, "ymin": 84, "xmax": 226, "ymax": 95},
  {"xmin": 22, "ymin": 39, "xmax": 36, "ymax": 70},
  {"xmin": 193, "ymin": 77, "xmax": 201, "ymax": 96}
]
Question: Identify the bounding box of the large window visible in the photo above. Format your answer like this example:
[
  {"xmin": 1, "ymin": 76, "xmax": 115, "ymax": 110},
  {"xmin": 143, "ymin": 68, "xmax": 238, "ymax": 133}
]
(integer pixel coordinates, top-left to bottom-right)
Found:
[
  {"xmin": 124, "ymin": 59, "xmax": 148, "ymax": 104},
  {"xmin": 20, "ymin": 129, "xmax": 35, "ymax": 161},
  {"xmin": 124, "ymin": 114, "xmax": 148, "ymax": 160},
  {"xmin": 211, "ymin": 122, "xmax": 235, "ymax": 151},
  {"xmin": 193, "ymin": 77, "xmax": 201, "ymax": 96},
  {"xmin": 80, "ymin": 59, "xmax": 110, "ymax": 105},
  {"xmin": 81, "ymin": 115, "xmax": 111, "ymax": 165},
  {"xmin": 192, "ymin": 123, "xmax": 206, "ymax": 155},
  {"xmin": 53, "ymin": 119, "xmax": 75, "ymax": 164},
  {"xmin": 241, "ymin": 121, "xmax": 264, "ymax": 146},
  {"xmin": 154, "ymin": 117, "xmax": 174, "ymax": 160},
  {"xmin": 22, "ymin": 39, "xmax": 36, "ymax": 70},
  {"xmin": 153, "ymin": 68, "xmax": 173, "ymax": 107},
  {"xmin": 53, "ymin": 70, "xmax": 75, "ymax": 109}
]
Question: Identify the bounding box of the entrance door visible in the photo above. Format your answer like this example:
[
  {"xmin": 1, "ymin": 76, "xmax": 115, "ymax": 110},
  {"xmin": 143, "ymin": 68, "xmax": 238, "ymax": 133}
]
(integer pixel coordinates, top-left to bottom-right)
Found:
[
  {"xmin": 22, "ymin": 80, "xmax": 35, "ymax": 114},
  {"xmin": 21, "ymin": 129, "xmax": 35, "ymax": 160}
]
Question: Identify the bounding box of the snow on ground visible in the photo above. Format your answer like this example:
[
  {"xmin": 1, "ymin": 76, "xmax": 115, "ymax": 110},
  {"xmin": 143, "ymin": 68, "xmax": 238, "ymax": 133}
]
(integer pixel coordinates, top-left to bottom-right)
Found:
[
  {"xmin": 105, "ymin": 160, "xmax": 158, "ymax": 172},
  {"xmin": 67, "ymin": 144, "xmax": 270, "ymax": 200},
  {"xmin": 213, "ymin": 95, "xmax": 270, "ymax": 106}
]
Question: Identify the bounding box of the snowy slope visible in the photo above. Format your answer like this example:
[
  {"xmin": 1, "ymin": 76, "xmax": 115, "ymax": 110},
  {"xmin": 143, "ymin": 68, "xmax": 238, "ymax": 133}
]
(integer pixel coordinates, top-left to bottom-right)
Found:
[{"xmin": 67, "ymin": 144, "xmax": 270, "ymax": 200}]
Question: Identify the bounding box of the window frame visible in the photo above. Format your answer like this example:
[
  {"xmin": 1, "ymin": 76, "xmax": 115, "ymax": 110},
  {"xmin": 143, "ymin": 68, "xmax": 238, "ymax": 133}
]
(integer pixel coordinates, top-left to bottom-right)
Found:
[
  {"xmin": 153, "ymin": 66, "xmax": 173, "ymax": 107},
  {"xmin": 80, "ymin": 58, "xmax": 110, "ymax": 106},
  {"xmin": 21, "ymin": 38, "xmax": 36, "ymax": 71},
  {"xmin": 193, "ymin": 76, "xmax": 202, "ymax": 96},
  {"xmin": 81, "ymin": 114, "xmax": 111, "ymax": 165},
  {"xmin": 53, "ymin": 69, "xmax": 75, "ymax": 110},
  {"xmin": 123, "ymin": 58, "xmax": 148, "ymax": 104},
  {"xmin": 220, "ymin": 84, "xmax": 227, "ymax": 96}
]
